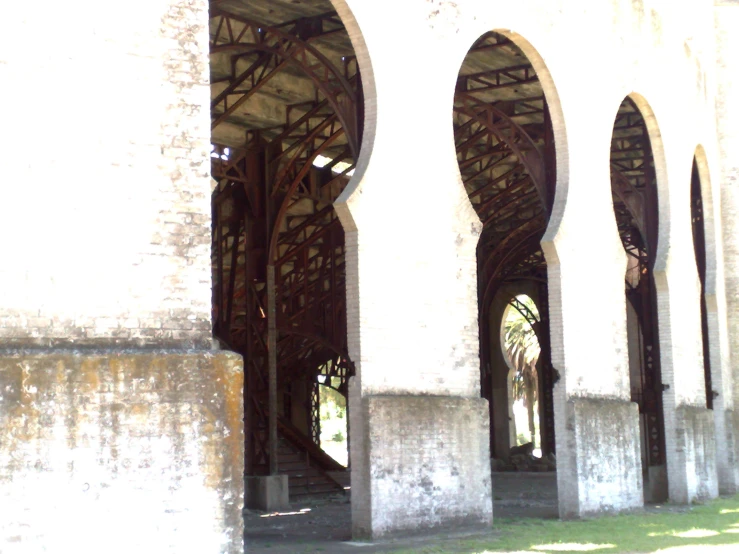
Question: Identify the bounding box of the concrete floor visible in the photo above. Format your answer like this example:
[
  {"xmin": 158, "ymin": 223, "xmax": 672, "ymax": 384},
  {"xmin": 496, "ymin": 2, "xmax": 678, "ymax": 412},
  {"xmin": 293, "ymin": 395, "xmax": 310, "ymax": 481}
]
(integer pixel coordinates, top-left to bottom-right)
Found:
[{"xmin": 243, "ymin": 472, "xmax": 558, "ymax": 553}]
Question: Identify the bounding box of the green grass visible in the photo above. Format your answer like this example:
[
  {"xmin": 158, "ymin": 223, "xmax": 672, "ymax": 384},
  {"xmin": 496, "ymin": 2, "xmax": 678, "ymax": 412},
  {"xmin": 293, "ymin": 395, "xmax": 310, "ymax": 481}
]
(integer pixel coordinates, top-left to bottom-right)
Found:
[{"xmin": 394, "ymin": 495, "xmax": 739, "ymax": 554}]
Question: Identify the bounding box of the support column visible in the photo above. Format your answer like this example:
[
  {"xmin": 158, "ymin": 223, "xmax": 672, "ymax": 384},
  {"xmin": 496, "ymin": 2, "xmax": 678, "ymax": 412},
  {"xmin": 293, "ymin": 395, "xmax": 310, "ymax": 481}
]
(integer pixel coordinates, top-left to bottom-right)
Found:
[
  {"xmin": 339, "ymin": 175, "xmax": 492, "ymax": 539},
  {"xmin": 544, "ymin": 121, "xmax": 643, "ymax": 518},
  {"xmin": 267, "ymin": 264, "xmax": 279, "ymax": 476},
  {"xmin": 658, "ymin": 151, "xmax": 721, "ymax": 504},
  {"xmin": 244, "ymin": 265, "xmax": 290, "ymax": 512},
  {"xmin": 715, "ymin": 0, "xmax": 739, "ymax": 494},
  {"xmin": 334, "ymin": 2, "xmax": 492, "ymax": 539},
  {"xmin": 0, "ymin": 1, "xmax": 244, "ymax": 551}
]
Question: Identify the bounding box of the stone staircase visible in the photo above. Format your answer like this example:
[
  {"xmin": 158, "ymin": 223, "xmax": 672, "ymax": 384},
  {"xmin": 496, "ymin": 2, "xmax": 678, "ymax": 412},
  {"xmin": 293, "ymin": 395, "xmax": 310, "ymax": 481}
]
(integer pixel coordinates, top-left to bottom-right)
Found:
[{"xmin": 277, "ymin": 418, "xmax": 347, "ymax": 500}]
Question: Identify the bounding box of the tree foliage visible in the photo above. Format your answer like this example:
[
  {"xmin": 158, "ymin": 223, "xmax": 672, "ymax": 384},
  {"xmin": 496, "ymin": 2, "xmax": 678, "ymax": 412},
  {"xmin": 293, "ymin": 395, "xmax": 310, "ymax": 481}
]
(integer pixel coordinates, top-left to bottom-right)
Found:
[
  {"xmin": 504, "ymin": 295, "xmax": 541, "ymax": 445},
  {"xmin": 504, "ymin": 295, "xmax": 541, "ymax": 403}
]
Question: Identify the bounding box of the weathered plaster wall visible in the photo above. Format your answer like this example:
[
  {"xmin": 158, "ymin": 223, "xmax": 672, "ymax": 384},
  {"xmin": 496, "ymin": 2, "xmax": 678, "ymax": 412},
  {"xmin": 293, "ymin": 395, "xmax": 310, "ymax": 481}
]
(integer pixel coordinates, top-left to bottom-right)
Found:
[
  {"xmin": 0, "ymin": 0, "xmax": 213, "ymax": 347},
  {"xmin": 0, "ymin": 0, "xmax": 731, "ymax": 546},
  {"xmin": 336, "ymin": 0, "xmax": 726, "ymax": 529},
  {"xmin": 566, "ymin": 398, "xmax": 643, "ymax": 517},
  {"xmin": 0, "ymin": 2, "xmax": 244, "ymax": 551},
  {"xmin": 363, "ymin": 396, "xmax": 492, "ymax": 539},
  {"xmin": 0, "ymin": 352, "xmax": 244, "ymax": 553},
  {"xmin": 334, "ymin": 0, "xmax": 493, "ymax": 537},
  {"xmin": 715, "ymin": 0, "xmax": 739, "ymax": 495},
  {"xmin": 674, "ymin": 405, "xmax": 719, "ymax": 501}
]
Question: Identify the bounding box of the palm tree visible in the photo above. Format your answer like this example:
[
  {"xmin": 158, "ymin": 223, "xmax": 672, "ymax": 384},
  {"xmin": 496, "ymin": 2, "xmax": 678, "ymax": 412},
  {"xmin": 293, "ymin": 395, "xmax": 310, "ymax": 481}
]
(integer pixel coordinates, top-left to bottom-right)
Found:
[{"xmin": 504, "ymin": 296, "xmax": 541, "ymax": 446}]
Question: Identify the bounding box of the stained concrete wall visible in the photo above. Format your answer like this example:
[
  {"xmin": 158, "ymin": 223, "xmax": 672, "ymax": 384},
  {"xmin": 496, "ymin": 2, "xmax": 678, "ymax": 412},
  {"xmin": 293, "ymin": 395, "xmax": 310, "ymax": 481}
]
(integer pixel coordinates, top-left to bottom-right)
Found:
[
  {"xmin": 0, "ymin": 2, "xmax": 244, "ymax": 552},
  {"xmin": 336, "ymin": 0, "xmax": 727, "ymax": 530},
  {"xmin": 0, "ymin": 0, "xmax": 213, "ymax": 347},
  {"xmin": 0, "ymin": 0, "xmax": 733, "ymax": 548},
  {"xmin": 363, "ymin": 396, "xmax": 492, "ymax": 537},
  {"xmin": 565, "ymin": 398, "xmax": 643, "ymax": 517},
  {"xmin": 0, "ymin": 353, "xmax": 244, "ymax": 553}
]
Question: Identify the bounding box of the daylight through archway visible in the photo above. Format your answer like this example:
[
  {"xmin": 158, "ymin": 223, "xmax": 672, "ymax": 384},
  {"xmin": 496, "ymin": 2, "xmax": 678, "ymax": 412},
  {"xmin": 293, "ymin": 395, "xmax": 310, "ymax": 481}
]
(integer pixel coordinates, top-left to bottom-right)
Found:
[
  {"xmin": 454, "ymin": 31, "xmax": 559, "ymax": 479},
  {"xmin": 209, "ymin": 0, "xmax": 363, "ymax": 507},
  {"xmin": 502, "ymin": 294, "xmax": 544, "ymax": 463}
]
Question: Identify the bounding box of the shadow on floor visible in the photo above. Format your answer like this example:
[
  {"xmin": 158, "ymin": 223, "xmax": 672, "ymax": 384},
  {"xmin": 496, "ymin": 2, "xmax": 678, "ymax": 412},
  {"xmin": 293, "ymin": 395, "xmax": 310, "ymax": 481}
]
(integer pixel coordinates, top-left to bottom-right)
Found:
[{"xmin": 244, "ymin": 472, "xmax": 559, "ymax": 553}]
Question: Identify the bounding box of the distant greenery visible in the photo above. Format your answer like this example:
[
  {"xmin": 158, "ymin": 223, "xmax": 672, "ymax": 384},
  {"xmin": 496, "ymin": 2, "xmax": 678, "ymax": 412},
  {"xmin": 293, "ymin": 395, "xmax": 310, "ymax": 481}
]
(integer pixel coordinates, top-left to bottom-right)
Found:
[
  {"xmin": 504, "ymin": 295, "xmax": 540, "ymax": 447},
  {"xmin": 318, "ymin": 378, "xmax": 347, "ymax": 466},
  {"xmin": 393, "ymin": 494, "xmax": 739, "ymax": 553}
]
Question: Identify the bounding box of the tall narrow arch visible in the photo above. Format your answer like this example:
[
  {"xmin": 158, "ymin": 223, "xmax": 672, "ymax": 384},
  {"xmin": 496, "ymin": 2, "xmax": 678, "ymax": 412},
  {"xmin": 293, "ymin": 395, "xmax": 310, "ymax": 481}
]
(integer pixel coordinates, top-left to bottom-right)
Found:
[
  {"xmin": 609, "ymin": 94, "xmax": 667, "ymax": 502},
  {"xmin": 691, "ymin": 146, "xmax": 724, "ymax": 414},
  {"xmin": 208, "ymin": 0, "xmax": 367, "ymax": 522},
  {"xmin": 453, "ymin": 29, "xmax": 564, "ymax": 512},
  {"xmin": 693, "ymin": 145, "xmax": 739, "ymax": 495},
  {"xmin": 691, "ymin": 153, "xmax": 714, "ymax": 409}
]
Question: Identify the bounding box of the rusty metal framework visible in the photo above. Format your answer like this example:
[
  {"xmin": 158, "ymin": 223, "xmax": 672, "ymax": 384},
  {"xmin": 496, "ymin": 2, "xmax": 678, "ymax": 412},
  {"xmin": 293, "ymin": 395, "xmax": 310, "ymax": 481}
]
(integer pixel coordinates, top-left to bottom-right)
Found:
[
  {"xmin": 535, "ymin": 282, "xmax": 556, "ymax": 455},
  {"xmin": 609, "ymin": 98, "xmax": 666, "ymax": 469},
  {"xmin": 509, "ymin": 297, "xmax": 539, "ymax": 328},
  {"xmin": 210, "ymin": 6, "xmax": 359, "ymax": 475},
  {"xmin": 207, "ymin": 8, "xmax": 711, "ymax": 487},
  {"xmin": 211, "ymin": 21, "xmax": 565, "ymax": 475},
  {"xmin": 455, "ymin": 32, "xmax": 558, "ymax": 456},
  {"xmin": 310, "ymin": 381, "xmax": 321, "ymax": 445}
]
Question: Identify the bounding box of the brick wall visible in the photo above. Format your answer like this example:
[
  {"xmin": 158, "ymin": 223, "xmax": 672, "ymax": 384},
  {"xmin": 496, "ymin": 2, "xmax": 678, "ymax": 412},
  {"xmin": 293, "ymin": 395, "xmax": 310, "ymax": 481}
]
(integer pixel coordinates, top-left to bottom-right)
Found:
[
  {"xmin": 0, "ymin": 0, "xmax": 213, "ymax": 347},
  {"xmin": 715, "ymin": 1, "xmax": 739, "ymax": 493}
]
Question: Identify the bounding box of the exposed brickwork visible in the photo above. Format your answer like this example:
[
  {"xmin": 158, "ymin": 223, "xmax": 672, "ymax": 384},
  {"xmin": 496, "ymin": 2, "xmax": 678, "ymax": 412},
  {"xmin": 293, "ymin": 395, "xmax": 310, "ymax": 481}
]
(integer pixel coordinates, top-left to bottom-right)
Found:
[
  {"xmin": 715, "ymin": 2, "xmax": 739, "ymax": 494},
  {"xmin": 0, "ymin": 0, "xmax": 213, "ymax": 348},
  {"xmin": 0, "ymin": 0, "xmax": 734, "ymax": 547},
  {"xmin": 335, "ymin": 0, "xmax": 729, "ymax": 528},
  {"xmin": 363, "ymin": 396, "xmax": 492, "ymax": 539}
]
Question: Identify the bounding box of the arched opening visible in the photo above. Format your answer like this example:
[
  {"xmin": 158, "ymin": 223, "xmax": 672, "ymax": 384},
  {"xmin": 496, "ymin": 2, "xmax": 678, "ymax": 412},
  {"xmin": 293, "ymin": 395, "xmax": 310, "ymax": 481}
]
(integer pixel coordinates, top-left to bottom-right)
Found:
[
  {"xmin": 501, "ymin": 294, "xmax": 543, "ymax": 460},
  {"xmin": 316, "ymin": 373, "xmax": 349, "ymax": 466},
  {"xmin": 208, "ymin": 0, "xmax": 363, "ymax": 536},
  {"xmin": 455, "ymin": 31, "xmax": 559, "ymax": 511},
  {"xmin": 609, "ymin": 96, "xmax": 667, "ymax": 503},
  {"xmin": 690, "ymin": 157, "xmax": 714, "ymax": 410},
  {"xmin": 692, "ymin": 147, "xmax": 737, "ymax": 496}
]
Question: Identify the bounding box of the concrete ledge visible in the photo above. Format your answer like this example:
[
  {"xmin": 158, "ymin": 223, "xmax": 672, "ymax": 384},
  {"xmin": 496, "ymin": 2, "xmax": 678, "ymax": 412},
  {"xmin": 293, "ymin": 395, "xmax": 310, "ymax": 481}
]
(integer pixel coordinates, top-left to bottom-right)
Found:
[
  {"xmin": 559, "ymin": 396, "xmax": 643, "ymax": 518},
  {"xmin": 0, "ymin": 352, "xmax": 244, "ymax": 553},
  {"xmin": 245, "ymin": 475, "xmax": 290, "ymax": 511},
  {"xmin": 356, "ymin": 395, "xmax": 492, "ymax": 540}
]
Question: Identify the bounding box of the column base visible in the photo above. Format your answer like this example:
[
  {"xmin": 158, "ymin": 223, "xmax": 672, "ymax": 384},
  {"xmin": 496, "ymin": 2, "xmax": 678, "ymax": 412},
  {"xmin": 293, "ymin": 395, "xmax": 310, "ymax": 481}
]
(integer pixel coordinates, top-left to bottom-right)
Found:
[
  {"xmin": 245, "ymin": 475, "xmax": 290, "ymax": 511},
  {"xmin": 352, "ymin": 395, "xmax": 492, "ymax": 540},
  {"xmin": 717, "ymin": 408, "xmax": 739, "ymax": 495},
  {"xmin": 667, "ymin": 405, "xmax": 718, "ymax": 503},
  {"xmin": 0, "ymin": 351, "xmax": 244, "ymax": 553},
  {"xmin": 557, "ymin": 397, "xmax": 643, "ymax": 518},
  {"xmin": 644, "ymin": 465, "xmax": 668, "ymax": 503}
]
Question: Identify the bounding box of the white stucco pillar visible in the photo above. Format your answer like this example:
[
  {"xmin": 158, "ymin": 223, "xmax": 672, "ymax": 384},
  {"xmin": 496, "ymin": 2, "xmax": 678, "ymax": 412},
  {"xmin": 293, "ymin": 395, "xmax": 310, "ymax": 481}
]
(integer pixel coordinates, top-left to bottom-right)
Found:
[
  {"xmin": 335, "ymin": 0, "xmax": 492, "ymax": 539},
  {"xmin": 715, "ymin": 0, "xmax": 739, "ymax": 494},
  {"xmin": 543, "ymin": 101, "xmax": 644, "ymax": 517}
]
